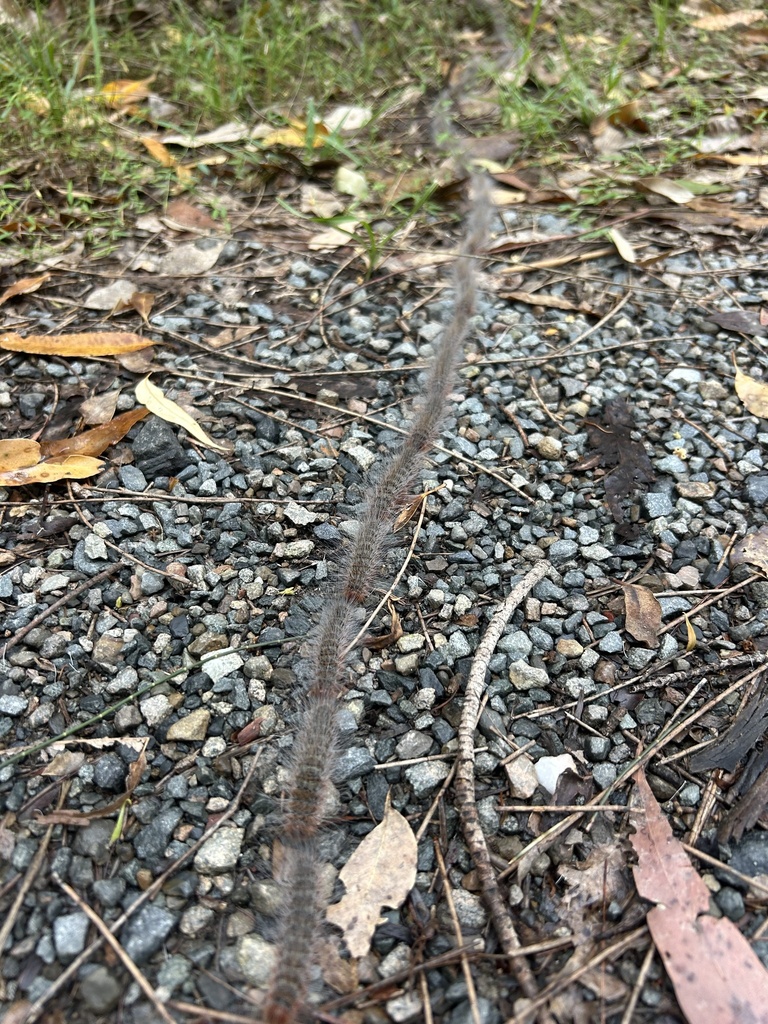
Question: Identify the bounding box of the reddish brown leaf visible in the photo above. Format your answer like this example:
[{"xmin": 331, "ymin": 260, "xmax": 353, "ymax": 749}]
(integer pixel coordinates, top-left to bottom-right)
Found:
[
  {"xmin": 163, "ymin": 199, "xmax": 219, "ymax": 232},
  {"xmin": 630, "ymin": 769, "xmax": 768, "ymax": 1024},
  {"xmin": 363, "ymin": 602, "xmax": 403, "ymax": 650},
  {"xmin": 40, "ymin": 407, "xmax": 148, "ymax": 459},
  {"xmin": 0, "ymin": 331, "xmax": 152, "ymax": 356}
]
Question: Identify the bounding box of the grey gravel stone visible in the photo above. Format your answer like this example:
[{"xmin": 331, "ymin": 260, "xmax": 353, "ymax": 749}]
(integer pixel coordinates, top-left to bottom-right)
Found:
[
  {"xmin": 335, "ymin": 747, "xmax": 376, "ymax": 780},
  {"xmin": 79, "ymin": 965, "xmax": 123, "ymax": 1014},
  {"xmin": 548, "ymin": 539, "xmax": 578, "ymax": 564},
  {"xmin": 643, "ymin": 492, "xmax": 674, "ymax": 517},
  {"xmin": 134, "ymin": 807, "xmax": 183, "ymax": 860},
  {"xmin": 715, "ymin": 886, "xmax": 745, "ymax": 921},
  {"xmin": 585, "ymin": 736, "xmax": 612, "ymax": 761},
  {"xmin": 93, "ymin": 752, "xmax": 125, "ymax": 791},
  {"xmin": 194, "ymin": 827, "xmax": 244, "ymax": 874},
  {"xmin": 405, "ymin": 759, "xmax": 451, "ymax": 797},
  {"xmin": 122, "ymin": 905, "xmax": 178, "ymax": 963},
  {"xmin": 52, "ymin": 912, "xmax": 89, "ymax": 962},
  {"xmin": 0, "ymin": 695, "xmax": 27, "ymax": 716}
]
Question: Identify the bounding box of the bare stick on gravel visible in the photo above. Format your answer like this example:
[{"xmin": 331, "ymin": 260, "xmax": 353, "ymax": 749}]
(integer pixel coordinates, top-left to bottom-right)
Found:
[
  {"xmin": 21, "ymin": 750, "xmax": 261, "ymax": 1024},
  {"xmin": 454, "ymin": 561, "xmax": 552, "ymax": 1017},
  {"xmin": 52, "ymin": 873, "xmax": 177, "ymax": 1024}
]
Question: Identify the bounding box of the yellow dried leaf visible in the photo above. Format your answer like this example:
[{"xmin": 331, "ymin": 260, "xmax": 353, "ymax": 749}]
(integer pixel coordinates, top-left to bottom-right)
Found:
[
  {"xmin": 327, "ymin": 795, "xmax": 417, "ymax": 958},
  {"xmin": 135, "ymin": 376, "xmax": 230, "ymax": 453},
  {"xmin": 701, "ymin": 153, "xmax": 768, "ymax": 166},
  {"xmin": 139, "ymin": 136, "xmax": 175, "ymax": 167},
  {"xmin": 262, "ymin": 120, "xmax": 329, "ymax": 149},
  {"xmin": 100, "ymin": 76, "xmax": 155, "ymax": 109},
  {"xmin": 0, "ymin": 332, "xmax": 152, "ymax": 356},
  {"xmin": 0, "ymin": 455, "xmax": 104, "ymax": 487},
  {"xmin": 0, "ymin": 439, "xmax": 41, "ymax": 473},
  {"xmin": 693, "ymin": 9, "xmax": 765, "ymax": 29},
  {"xmin": 0, "ymin": 273, "xmax": 50, "ymax": 306},
  {"xmin": 734, "ymin": 368, "xmax": 768, "ymax": 417}
]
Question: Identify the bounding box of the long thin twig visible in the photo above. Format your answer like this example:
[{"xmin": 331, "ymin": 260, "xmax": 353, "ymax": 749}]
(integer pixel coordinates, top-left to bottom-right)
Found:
[
  {"xmin": 454, "ymin": 560, "xmax": 552, "ymax": 1018},
  {"xmin": 0, "ymin": 782, "xmax": 69, "ymax": 999},
  {"xmin": 53, "ymin": 874, "xmax": 176, "ymax": 1024},
  {"xmin": 0, "ymin": 563, "xmax": 122, "ymax": 658}
]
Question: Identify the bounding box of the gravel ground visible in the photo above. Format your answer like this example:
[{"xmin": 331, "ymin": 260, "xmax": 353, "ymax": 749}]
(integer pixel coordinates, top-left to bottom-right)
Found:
[{"xmin": 2, "ymin": 202, "xmax": 768, "ymax": 1024}]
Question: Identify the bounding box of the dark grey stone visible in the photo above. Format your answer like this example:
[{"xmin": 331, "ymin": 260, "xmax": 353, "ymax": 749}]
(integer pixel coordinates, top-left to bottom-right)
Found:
[
  {"xmin": 93, "ymin": 752, "xmax": 125, "ymax": 791},
  {"xmin": 133, "ymin": 807, "xmax": 183, "ymax": 860},
  {"xmin": 122, "ymin": 905, "xmax": 178, "ymax": 964}
]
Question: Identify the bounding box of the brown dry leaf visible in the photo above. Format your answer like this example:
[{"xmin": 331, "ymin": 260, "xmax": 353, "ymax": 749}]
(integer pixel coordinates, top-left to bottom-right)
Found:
[
  {"xmin": 40, "ymin": 407, "xmax": 148, "ymax": 458},
  {"xmin": 711, "ymin": 310, "xmax": 763, "ymax": 336},
  {"xmin": 734, "ymin": 367, "xmax": 768, "ymax": 416},
  {"xmin": 121, "ymin": 291, "xmax": 155, "ymax": 323},
  {"xmin": 0, "ymin": 438, "xmax": 41, "ymax": 474},
  {"xmin": 0, "ymin": 455, "xmax": 104, "ymax": 487},
  {"xmin": 731, "ymin": 527, "xmax": 768, "ymax": 574},
  {"xmin": 693, "ymin": 8, "xmax": 765, "ymax": 29},
  {"xmin": 623, "ymin": 584, "xmax": 662, "ymax": 647},
  {"xmin": 135, "ymin": 376, "xmax": 230, "ymax": 453},
  {"xmin": 300, "ymin": 184, "xmax": 345, "ymax": 218},
  {"xmin": 0, "ymin": 331, "xmax": 151, "ymax": 356},
  {"xmin": 363, "ymin": 602, "xmax": 403, "ymax": 651},
  {"xmin": 117, "ymin": 347, "xmax": 154, "ymax": 373},
  {"xmin": 100, "ymin": 76, "xmax": 155, "ymax": 108},
  {"xmin": 630, "ymin": 768, "xmax": 768, "ymax": 1023},
  {"xmin": 163, "ymin": 198, "xmax": 219, "ymax": 232},
  {"xmin": 608, "ymin": 227, "xmax": 637, "ymax": 264},
  {"xmin": 80, "ymin": 390, "xmax": 120, "ymax": 426},
  {"xmin": 500, "ymin": 290, "xmax": 586, "ymax": 313},
  {"xmin": 326, "ymin": 793, "xmax": 417, "ymax": 958},
  {"xmin": 0, "ymin": 272, "xmax": 50, "ymax": 306},
  {"xmin": 636, "ymin": 177, "xmax": 695, "ymax": 204},
  {"xmin": 608, "ymin": 99, "xmax": 650, "ymax": 132}
]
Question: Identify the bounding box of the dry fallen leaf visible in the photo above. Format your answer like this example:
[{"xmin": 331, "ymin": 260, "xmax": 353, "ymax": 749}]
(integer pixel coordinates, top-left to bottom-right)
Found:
[
  {"xmin": 0, "ymin": 438, "xmax": 41, "ymax": 474},
  {"xmin": 163, "ymin": 198, "xmax": 220, "ymax": 232},
  {"xmin": 608, "ymin": 227, "xmax": 637, "ymax": 264},
  {"xmin": 692, "ymin": 9, "xmax": 765, "ymax": 29},
  {"xmin": 630, "ymin": 768, "xmax": 768, "ymax": 1024},
  {"xmin": 734, "ymin": 367, "xmax": 768, "ymax": 417},
  {"xmin": 262, "ymin": 120, "xmax": 329, "ymax": 149},
  {"xmin": 300, "ymin": 184, "xmax": 345, "ymax": 218},
  {"xmin": 334, "ymin": 165, "xmax": 368, "ymax": 200},
  {"xmin": 623, "ymin": 584, "xmax": 662, "ymax": 648},
  {"xmin": 154, "ymin": 240, "xmax": 226, "ymax": 277},
  {"xmin": 100, "ymin": 76, "xmax": 155, "ymax": 108},
  {"xmin": 0, "ymin": 454, "xmax": 104, "ymax": 487},
  {"xmin": 0, "ymin": 331, "xmax": 151, "ymax": 356},
  {"xmin": 326, "ymin": 794, "xmax": 417, "ymax": 958},
  {"xmin": 0, "ymin": 272, "xmax": 50, "ymax": 306},
  {"xmin": 41, "ymin": 407, "xmax": 148, "ymax": 459},
  {"xmin": 363, "ymin": 601, "xmax": 403, "ymax": 651},
  {"xmin": 701, "ymin": 153, "xmax": 768, "ymax": 167},
  {"xmin": 80, "ymin": 390, "xmax": 120, "ymax": 426},
  {"xmin": 135, "ymin": 376, "xmax": 230, "ymax": 453},
  {"xmin": 83, "ymin": 279, "xmax": 138, "ymax": 311},
  {"xmin": 139, "ymin": 136, "xmax": 175, "ymax": 167},
  {"xmin": 636, "ymin": 177, "xmax": 695, "ymax": 204},
  {"xmin": 731, "ymin": 526, "xmax": 768, "ymax": 575}
]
